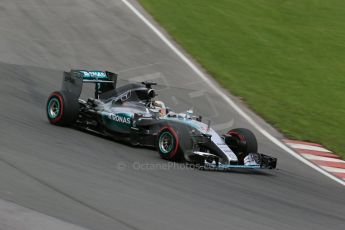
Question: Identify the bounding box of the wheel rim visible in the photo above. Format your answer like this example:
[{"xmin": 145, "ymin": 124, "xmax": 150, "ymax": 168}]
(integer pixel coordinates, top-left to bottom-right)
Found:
[
  {"xmin": 48, "ymin": 98, "xmax": 60, "ymax": 119},
  {"xmin": 159, "ymin": 132, "xmax": 174, "ymax": 154}
]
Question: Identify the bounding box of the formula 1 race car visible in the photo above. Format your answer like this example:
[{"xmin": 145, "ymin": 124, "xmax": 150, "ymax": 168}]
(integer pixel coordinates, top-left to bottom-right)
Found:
[{"xmin": 46, "ymin": 70, "xmax": 277, "ymax": 170}]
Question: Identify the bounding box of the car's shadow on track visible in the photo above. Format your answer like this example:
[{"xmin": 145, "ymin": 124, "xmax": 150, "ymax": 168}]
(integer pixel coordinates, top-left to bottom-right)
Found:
[
  {"xmin": 198, "ymin": 167, "xmax": 278, "ymax": 176},
  {"xmin": 68, "ymin": 125, "xmax": 278, "ymax": 176},
  {"xmin": 186, "ymin": 163, "xmax": 278, "ymax": 176}
]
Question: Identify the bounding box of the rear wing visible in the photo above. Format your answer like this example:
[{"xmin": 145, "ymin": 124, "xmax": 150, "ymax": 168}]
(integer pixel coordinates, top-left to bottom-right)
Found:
[{"xmin": 62, "ymin": 70, "xmax": 117, "ymax": 99}]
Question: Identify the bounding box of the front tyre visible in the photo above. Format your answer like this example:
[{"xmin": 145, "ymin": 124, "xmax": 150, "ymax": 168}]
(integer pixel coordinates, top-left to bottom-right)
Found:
[
  {"xmin": 157, "ymin": 127, "xmax": 183, "ymax": 161},
  {"xmin": 226, "ymin": 128, "xmax": 258, "ymax": 163},
  {"xmin": 46, "ymin": 91, "xmax": 79, "ymax": 126}
]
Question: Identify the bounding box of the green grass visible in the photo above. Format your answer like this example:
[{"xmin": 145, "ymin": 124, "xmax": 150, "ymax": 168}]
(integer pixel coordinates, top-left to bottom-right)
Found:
[{"xmin": 139, "ymin": 0, "xmax": 345, "ymax": 158}]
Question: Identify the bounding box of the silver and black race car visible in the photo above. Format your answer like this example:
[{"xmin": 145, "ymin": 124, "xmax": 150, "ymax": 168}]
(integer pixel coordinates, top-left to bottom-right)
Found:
[{"xmin": 46, "ymin": 70, "xmax": 277, "ymax": 170}]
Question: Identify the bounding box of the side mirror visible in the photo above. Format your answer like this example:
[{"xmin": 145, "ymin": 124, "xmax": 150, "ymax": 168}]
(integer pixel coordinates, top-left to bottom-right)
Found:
[{"xmin": 147, "ymin": 89, "xmax": 156, "ymax": 98}]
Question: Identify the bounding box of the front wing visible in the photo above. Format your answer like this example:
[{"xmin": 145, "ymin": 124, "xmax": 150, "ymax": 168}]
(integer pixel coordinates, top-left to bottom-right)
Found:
[{"xmin": 194, "ymin": 153, "xmax": 277, "ymax": 170}]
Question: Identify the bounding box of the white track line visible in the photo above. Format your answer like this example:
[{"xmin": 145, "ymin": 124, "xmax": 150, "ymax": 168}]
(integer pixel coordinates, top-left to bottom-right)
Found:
[
  {"xmin": 302, "ymin": 154, "xmax": 345, "ymax": 163},
  {"xmin": 121, "ymin": 0, "xmax": 345, "ymax": 186},
  {"xmin": 285, "ymin": 143, "xmax": 331, "ymax": 153}
]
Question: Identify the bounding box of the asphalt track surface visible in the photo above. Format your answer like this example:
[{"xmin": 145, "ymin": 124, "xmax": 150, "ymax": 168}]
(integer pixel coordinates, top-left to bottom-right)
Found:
[{"xmin": 0, "ymin": 0, "xmax": 344, "ymax": 229}]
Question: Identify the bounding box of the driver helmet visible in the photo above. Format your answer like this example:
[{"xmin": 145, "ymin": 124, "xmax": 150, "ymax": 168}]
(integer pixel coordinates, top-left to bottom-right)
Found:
[{"xmin": 152, "ymin": 100, "xmax": 166, "ymax": 116}]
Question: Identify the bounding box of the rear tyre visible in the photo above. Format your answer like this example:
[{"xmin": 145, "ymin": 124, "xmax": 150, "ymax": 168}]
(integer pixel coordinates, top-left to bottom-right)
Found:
[
  {"xmin": 157, "ymin": 127, "xmax": 184, "ymax": 161},
  {"xmin": 46, "ymin": 91, "xmax": 79, "ymax": 126},
  {"xmin": 226, "ymin": 128, "xmax": 258, "ymax": 164}
]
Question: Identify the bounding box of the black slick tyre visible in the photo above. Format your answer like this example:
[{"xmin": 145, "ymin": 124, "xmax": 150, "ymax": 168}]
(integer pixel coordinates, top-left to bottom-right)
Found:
[{"xmin": 46, "ymin": 91, "xmax": 79, "ymax": 126}]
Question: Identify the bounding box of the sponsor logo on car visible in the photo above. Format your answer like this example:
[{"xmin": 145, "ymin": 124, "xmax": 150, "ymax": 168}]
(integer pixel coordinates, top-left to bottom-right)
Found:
[
  {"xmin": 106, "ymin": 113, "xmax": 131, "ymax": 124},
  {"xmin": 80, "ymin": 71, "xmax": 107, "ymax": 79}
]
